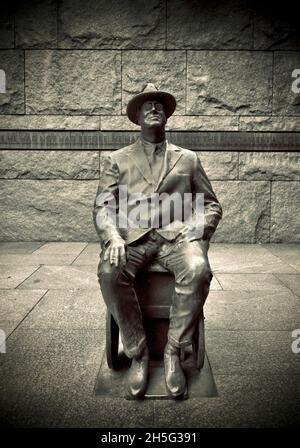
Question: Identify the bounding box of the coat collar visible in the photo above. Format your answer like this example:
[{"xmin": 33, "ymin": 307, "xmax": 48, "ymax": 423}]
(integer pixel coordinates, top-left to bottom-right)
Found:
[{"xmin": 126, "ymin": 138, "xmax": 182, "ymax": 190}]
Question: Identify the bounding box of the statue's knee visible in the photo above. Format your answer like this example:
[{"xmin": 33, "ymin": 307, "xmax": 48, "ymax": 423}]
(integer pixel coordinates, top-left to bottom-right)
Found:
[
  {"xmin": 188, "ymin": 258, "xmax": 212, "ymax": 286},
  {"xmin": 98, "ymin": 260, "xmax": 119, "ymax": 282}
]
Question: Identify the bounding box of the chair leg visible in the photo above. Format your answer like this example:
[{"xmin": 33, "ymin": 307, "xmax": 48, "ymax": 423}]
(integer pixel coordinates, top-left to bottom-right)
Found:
[
  {"xmin": 196, "ymin": 314, "xmax": 205, "ymax": 370},
  {"xmin": 106, "ymin": 310, "xmax": 120, "ymax": 370}
]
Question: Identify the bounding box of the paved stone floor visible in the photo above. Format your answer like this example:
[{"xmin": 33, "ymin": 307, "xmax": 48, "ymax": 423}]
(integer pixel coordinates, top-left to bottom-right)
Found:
[{"xmin": 0, "ymin": 242, "xmax": 299, "ymax": 428}]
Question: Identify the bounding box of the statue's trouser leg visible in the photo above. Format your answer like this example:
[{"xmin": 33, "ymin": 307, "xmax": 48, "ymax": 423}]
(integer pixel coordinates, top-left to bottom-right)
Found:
[
  {"xmin": 98, "ymin": 233, "xmax": 161, "ymax": 358},
  {"xmin": 157, "ymin": 239, "xmax": 213, "ymax": 348}
]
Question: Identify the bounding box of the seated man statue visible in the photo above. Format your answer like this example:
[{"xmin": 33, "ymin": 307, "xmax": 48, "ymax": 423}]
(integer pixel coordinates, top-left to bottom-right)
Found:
[{"xmin": 93, "ymin": 83, "xmax": 222, "ymax": 399}]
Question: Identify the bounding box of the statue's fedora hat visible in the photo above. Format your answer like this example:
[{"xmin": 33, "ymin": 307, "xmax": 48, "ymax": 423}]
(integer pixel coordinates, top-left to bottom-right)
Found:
[{"xmin": 126, "ymin": 83, "xmax": 176, "ymax": 125}]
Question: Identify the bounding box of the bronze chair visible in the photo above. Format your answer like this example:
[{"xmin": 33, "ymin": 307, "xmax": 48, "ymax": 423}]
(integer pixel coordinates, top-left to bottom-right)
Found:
[{"xmin": 106, "ymin": 263, "xmax": 205, "ymax": 370}]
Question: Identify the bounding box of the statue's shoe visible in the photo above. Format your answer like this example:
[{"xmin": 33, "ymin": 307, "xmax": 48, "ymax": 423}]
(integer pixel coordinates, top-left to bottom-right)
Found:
[
  {"xmin": 127, "ymin": 347, "xmax": 149, "ymax": 399},
  {"xmin": 164, "ymin": 342, "xmax": 186, "ymax": 398}
]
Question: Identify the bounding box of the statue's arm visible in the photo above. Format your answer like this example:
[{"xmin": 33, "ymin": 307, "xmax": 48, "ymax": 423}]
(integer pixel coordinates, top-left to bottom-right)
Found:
[
  {"xmin": 192, "ymin": 154, "xmax": 223, "ymax": 240},
  {"xmin": 93, "ymin": 153, "xmax": 123, "ymax": 248}
]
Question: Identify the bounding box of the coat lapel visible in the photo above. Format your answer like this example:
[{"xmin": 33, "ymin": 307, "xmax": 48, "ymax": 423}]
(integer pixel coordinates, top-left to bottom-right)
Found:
[
  {"xmin": 126, "ymin": 139, "xmax": 183, "ymax": 189},
  {"xmin": 126, "ymin": 139, "xmax": 155, "ymax": 185},
  {"xmin": 155, "ymin": 142, "xmax": 182, "ymax": 191}
]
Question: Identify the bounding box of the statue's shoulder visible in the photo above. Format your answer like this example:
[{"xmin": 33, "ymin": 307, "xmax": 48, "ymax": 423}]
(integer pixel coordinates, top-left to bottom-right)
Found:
[
  {"xmin": 168, "ymin": 142, "xmax": 197, "ymax": 161},
  {"xmin": 103, "ymin": 141, "xmax": 138, "ymax": 162}
]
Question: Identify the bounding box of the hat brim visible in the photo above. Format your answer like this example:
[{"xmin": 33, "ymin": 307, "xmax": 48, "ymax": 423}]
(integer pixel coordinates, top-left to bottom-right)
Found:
[{"xmin": 126, "ymin": 90, "xmax": 176, "ymax": 125}]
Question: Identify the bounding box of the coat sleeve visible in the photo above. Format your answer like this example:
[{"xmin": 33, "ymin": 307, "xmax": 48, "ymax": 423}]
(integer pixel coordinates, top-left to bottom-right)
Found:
[
  {"xmin": 92, "ymin": 153, "xmax": 123, "ymax": 247},
  {"xmin": 192, "ymin": 153, "xmax": 222, "ymax": 240}
]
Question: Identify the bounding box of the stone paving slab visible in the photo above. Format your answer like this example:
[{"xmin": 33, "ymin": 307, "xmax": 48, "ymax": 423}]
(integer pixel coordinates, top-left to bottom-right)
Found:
[
  {"xmin": 209, "ymin": 244, "xmax": 298, "ymax": 273},
  {"xmin": 275, "ymin": 274, "xmax": 300, "ymax": 298},
  {"xmin": 153, "ymin": 374, "xmax": 300, "ymax": 428},
  {"xmin": 18, "ymin": 265, "xmax": 99, "ymax": 290},
  {"xmin": 21, "ymin": 289, "xmax": 105, "ymax": 330},
  {"xmin": 205, "ymin": 289, "xmax": 300, "ymax": 331},
  {"xmin": 0, "ymin": 242, "xmax": 44, "ymax": 254},
  {"xmin": 0, "ymin": 242, "xmax": 299, "ymax": 428},
  {"xmin": 262, "ymin": 244, "xmax": 300, "ymax": 272},
  {"xmin": 32, "ymin": 242, "xmax": 87, "ymax": 256},
  {"xmin": 0, "ymin": 328, "xmax": 153, "ymax": 428},
  {"xmin": 0, "ymin": 289, "xmax": 47, "ymax": 336},
  {"xmin": 0, "ymin": 253, "xmax": 80, "ymax": 266},
  {"xmin": 0, "ymin": 265, "xmax": 40, "ymax": 289},
  {"xmin": 72, "ymin": 243, "xmax": 101, "ymax": 265},
  {"xmin": 205, "ymin": 330, "xmax": 300, "ymax": 375},
  {"xmin": 215, "ymin": 273, "xmax": 290, "ymax": 291}
]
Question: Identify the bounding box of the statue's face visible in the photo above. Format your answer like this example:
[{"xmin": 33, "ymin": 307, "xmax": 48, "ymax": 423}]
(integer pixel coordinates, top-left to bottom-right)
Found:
[{"xmin": 138, "ymin": 100, "xmax": 167, "ymax": 129}]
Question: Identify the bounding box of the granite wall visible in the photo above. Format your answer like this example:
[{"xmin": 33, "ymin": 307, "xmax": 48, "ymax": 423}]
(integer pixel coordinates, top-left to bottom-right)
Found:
[{"xmin": 0, "ymin": 0, "xmax": 299, "ymax": 242}]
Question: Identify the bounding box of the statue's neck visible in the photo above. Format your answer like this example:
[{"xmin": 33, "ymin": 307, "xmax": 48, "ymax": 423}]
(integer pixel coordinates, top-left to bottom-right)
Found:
[{"xmin": 141, "ymin": 127, "xmax": 166, "ymax": 144}]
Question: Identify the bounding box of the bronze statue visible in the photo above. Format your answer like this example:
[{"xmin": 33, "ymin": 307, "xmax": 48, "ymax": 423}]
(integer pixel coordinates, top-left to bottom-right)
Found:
[{"xmin": 93, "ymin": 83, "xmax": 222, "ymax": 399}]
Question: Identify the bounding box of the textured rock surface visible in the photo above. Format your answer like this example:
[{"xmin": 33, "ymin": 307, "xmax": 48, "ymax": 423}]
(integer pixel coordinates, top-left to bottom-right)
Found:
[
  {"xmin": 239, "ymin": 116, "xmax": 300, "ymax": 131},
  {"xmin": 100, "ymin": 115, "xmax": 239, "ymax": 131},
  {"xmin": 122, "ymin": 51, "xmax": 186, "ymax": 114},
  {"xmin": 270, "ymin": 181, "xmax": 300, "ymax": 242},
  {"xmin": 25, "ymin": 50, "xmax": 121, "ymax": 114},
  {"xmin": 196, "ymin": 151, "xmax": 238, "ymax": 180},
  {"xmin": 0, "ymin": 8, "xmax": 14, "ymax": 49},
  {"xmin": 15, "ymin": 0, "xmax": 57, "ymax": 48},
  {"xmin": 0, "ymin": 150, "xmax": 99, "ymax": 179},
  {"xmin": 167, "ymin": 0, "xmax": 252, "ymax": 49},
  {"xmin": 0, "ymin": 115, "xmax": 100, "ymax": 130},
  {"xmin": 166, "ymin": 116, "xmax": 239, "ymax": 131},
  {"xmin": 212, "ymin": 181, "xmax": 270, "ymax": 243},
  {"xmin": 239, "ymin": 152, "xmax": 300, "ymax": 180},
  {"xmin": 273, "ymin": 52, "xmax": 300, "ymax": 116},
  {"xmin": 187, "ymin": 51, "xmax": 273, "ymax": 115},
  {"xmin": 0, "ymin": 51, "xmax": 24, "ymax": 114},
  {"xmin": 58, "ymin": 0, "xmax": 165, "ymax": 49},
  {"xmin": 253, "ymin": 2, "xmax": 300, "ymax": 50},
  {"xmin": 0, "ymin": 180, "xmax": 99, "ymax": 241},
  {"xmin": 100, "ymin": 116, "xmax": 140, "ymax": 131}
]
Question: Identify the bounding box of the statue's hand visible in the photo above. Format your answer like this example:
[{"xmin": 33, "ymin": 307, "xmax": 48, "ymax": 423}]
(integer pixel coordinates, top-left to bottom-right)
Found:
[{"xmin": 103, "ymin": 237, "xmax": 126, "ymax": 267}]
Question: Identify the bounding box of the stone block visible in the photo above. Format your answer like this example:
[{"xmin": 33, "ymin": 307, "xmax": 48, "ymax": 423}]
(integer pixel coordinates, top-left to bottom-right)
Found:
[
  {"xmin": 0, "ymin": 115, "xmax": 100, "ymax": 130},
  {"xmin": 25, "ymin": 50, "xmax": 121, "ymax": 114},
  {"xmin": 215, "ymin": 273, "xmax": 289, "ymax": 291},
  {"xmin": 0, "ymin": 289, "xmax": 47, "ymax": 336},
  {"xmin": 209, "ymin": 243, "xmax": 298, "ymax": 274},
  {"xmin": 263, "ymin": 244, "xmax": 300, "ymax": 272},
  {"xmin": 0, "ymin": 265, "xmax": 40, "ymax": 289},
  {"xmin": 58, "ymin": 0, "xmax": 165, "ymax": 49},
  {"xmin": 15, "ymin": 0, "xmax": 57, "ymax": 48},
  {"xmin": 167, "ymin": 0, "xmax": 252, "ymax": 49},
  {"xmin": 0, "ymin": 150, "xmax": 100, "ymax": 179},
  {"xmin": 187, "ymin": 51, "xmax": 273, "ymax": 115},
  {"xmin": 0, "ymin": 7, "xmax": 14, "ymax": 49},
  {"xmin": 21, "ymin": 289, "xmax": 105, "ymax": 329},
  {"xmin": 212, "ymin": 180, "xmax": 270, "ymax": 243},
  {"xmin": 239, "ymin": 116, "xmax": 300, "ymax": 131},
  {"xmin": 206, "ymin": 330, "xmax": 300, "ymax": 375},
  {"xmin": 239, "ymin": 152, "xmax": 300, "ymax": 180},
  {"xmin": 18, "ymin": 265, "xmax": 99, "ymax": 290},
  {"xmin": 122, "ymin": 50, "xmax": 186, "ymax": 114},
  {"xmin": 271, "ymin": 181, "xmax": 300, "ymax": 242},
  {"xmin": 101, "ymin": 115, "xmax": 239, "ymax": 131},
  {"xmin": 253, "ymin": 2, "xmax": 300, "ymax": 50},
  {"xmin": 0, "ymin": 180, "xmax": 99, "ymax": 241},
  {"xmin": 166, "ymin": 115, "xmax": 239, "ymax": 131},
  {"xmin": 154, "ymin": 374, "xmax": 300, "ymax": 427},
  {"xmin": 0, "ymin": 50, "xmax": 24, "ymax": 114},
  {"xmin": 100, "ymin": 115, "xmax": 139, "ymax": 131},
  {"xmin": 196, "ymin": 151, "xmax": 238, "ymax": 180},
  {"xmin": 0, "ymin": 242, "xmax": 44, "ymax": 254},
  {"xmin": 276, "ymin": 274, "xmax": 300, "ymax": 298},
  {"xmin": 273, "ymin": 52, "xmax": 300, "ymax": 116},
  {"xmin": 205, "ymin": 289, "xmax": 300, "ymax": 330}
]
